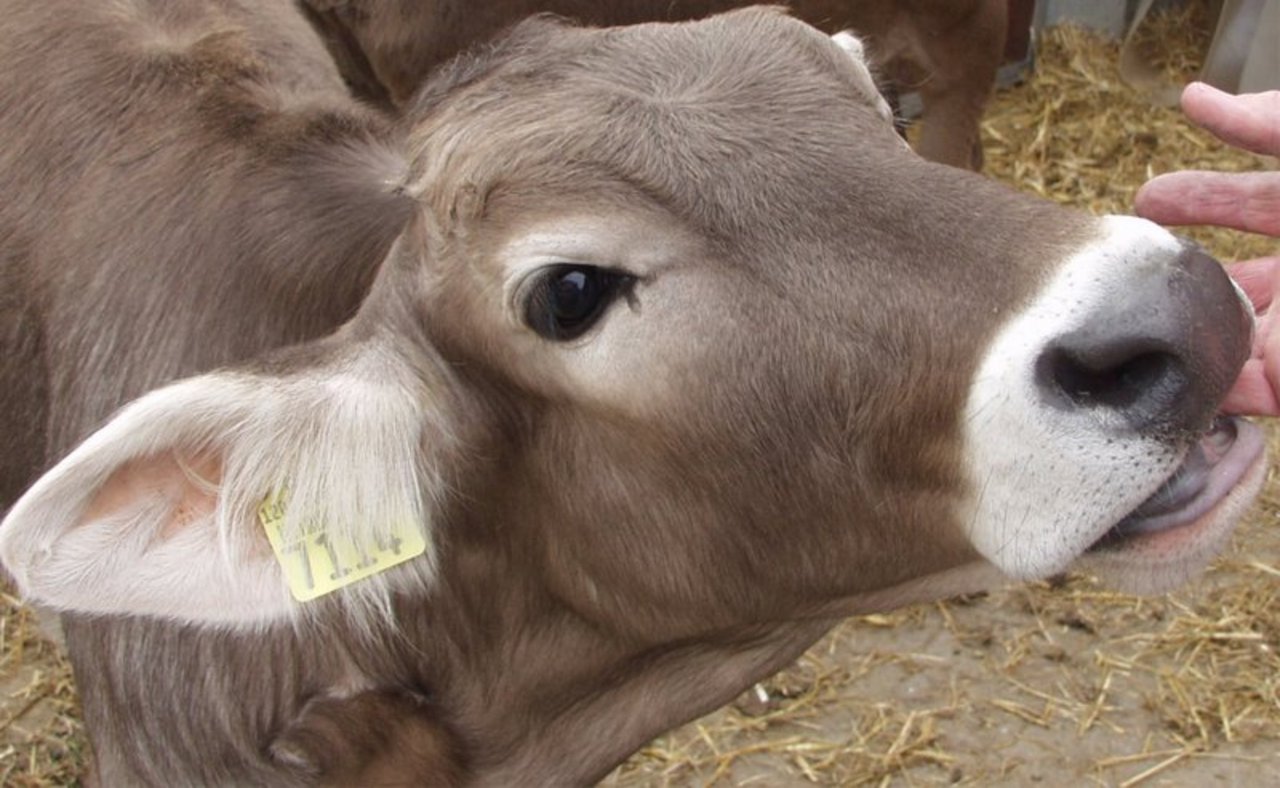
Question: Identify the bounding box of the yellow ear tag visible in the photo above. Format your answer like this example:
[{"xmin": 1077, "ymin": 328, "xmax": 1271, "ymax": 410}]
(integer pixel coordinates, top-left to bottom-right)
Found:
[{"xmin": 258, "ymin": 494, "xmax": 427, "ymax": 602}]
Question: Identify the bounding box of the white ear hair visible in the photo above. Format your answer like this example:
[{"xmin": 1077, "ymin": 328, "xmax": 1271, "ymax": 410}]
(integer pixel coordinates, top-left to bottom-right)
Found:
[
  {"xmin": 0, "ymin": 348, "xmax": 448, "ymax": 629},
  {"xmin": 830, "ymin": 31, "xmax": 866, "ymax": 61},
  {"xmin": 830, "ymin": 30, "xmax": 896, "ymax": 125}
]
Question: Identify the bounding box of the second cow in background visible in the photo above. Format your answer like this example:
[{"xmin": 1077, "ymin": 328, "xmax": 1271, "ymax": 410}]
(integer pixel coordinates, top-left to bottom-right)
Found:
[{"xmin": 301, "ymin": 0, "xmax": 1006, "ymax": 169}]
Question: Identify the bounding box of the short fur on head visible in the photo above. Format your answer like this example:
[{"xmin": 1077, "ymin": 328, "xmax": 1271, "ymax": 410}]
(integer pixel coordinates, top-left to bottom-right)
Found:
[{"xmin": 0, "ymin": 5, "xmax": 1260, "ymax": 785}]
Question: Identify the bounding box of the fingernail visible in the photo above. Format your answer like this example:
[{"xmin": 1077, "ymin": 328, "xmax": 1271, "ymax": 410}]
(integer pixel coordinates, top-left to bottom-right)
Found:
[{"xmin": 1189, "ymin": 81, "xmax": 1228, "ymax": 98}]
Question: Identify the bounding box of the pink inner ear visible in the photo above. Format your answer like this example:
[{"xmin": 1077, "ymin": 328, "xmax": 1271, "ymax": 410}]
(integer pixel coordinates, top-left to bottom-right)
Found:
[{"xmin": 80, "ymin": 451, "xmax": 224, "ymax": 538}]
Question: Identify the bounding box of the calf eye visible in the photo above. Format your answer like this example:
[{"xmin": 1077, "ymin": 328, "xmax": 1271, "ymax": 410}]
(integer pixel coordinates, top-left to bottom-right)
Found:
[{"xmin": 524, "ymin": 265, "xmax": 633, "ymax": 341}]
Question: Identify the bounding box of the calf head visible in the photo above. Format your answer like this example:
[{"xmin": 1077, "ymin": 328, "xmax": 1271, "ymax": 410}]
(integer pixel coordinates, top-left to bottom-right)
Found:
[
  {"xmin": 378, "ymin": 13, "xmax": 1262, "ymax": 629},
  {"xmin": 0, "ymin": 7, "xmax": 1265, "ymax": 782}
]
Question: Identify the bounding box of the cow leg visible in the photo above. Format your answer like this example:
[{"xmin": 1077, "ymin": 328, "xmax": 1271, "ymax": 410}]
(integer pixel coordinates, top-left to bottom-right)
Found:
[
  {"xmin": 915, "ymin": 85, "xmax": 991, "ymax": 170},
  {"xmin": 271, "ymin": 690, "xmax": 465, "ymax": 786},
  {"xmin": 908, "ymin": 0, "xmax": 1006, "ymax": 170}
]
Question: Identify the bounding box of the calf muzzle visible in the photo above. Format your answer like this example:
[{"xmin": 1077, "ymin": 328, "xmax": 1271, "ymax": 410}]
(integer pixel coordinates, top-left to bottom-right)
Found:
[{"xmin": 1034, "ymin": 244, "xmax": 1252, "ymax": 437}]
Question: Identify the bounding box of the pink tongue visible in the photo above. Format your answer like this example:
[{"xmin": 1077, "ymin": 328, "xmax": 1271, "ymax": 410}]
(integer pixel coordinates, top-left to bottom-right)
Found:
[{"xmin": 1115, "ymin": 417, "xmax": 1236, "ymax": 534}]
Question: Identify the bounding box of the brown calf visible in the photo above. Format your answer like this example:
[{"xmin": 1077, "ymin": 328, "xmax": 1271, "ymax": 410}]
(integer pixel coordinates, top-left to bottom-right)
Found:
[
  {"xmin": 0, "ymin": 1, "xmax": 1265, "ymax": 784},
  {"xmin": 300, "ymin": 0, "xmax": 1007, "ymax": 169}
]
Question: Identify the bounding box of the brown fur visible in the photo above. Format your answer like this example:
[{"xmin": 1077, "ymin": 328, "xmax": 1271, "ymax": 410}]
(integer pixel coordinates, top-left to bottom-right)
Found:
[
  {"xmin": 301, "ymin": 0, "xmax": 1006, "ymax": 169},
  {"xmin": 0, "ymin": 0, "xmax": 412, "ymax": 477},
  {"xmin": 3, "ymin": 3, "xmax": 1130, "ymax": 785}
]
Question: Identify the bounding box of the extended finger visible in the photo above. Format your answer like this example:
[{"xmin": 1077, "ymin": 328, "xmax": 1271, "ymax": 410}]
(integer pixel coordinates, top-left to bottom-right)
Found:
[
  {"xmin": 1180, "ymin": 82, "xmax": 1280, "ymax": 157},
  {"xmin": 1134, "ymin": 170, "xmax": 1280, "ymax": 235},
  {"xmin": 1220, "ymin": 360, "xmax": 1280, "ymax": 416},
  {"xmin": 1226, "ymin": 256, "xmax": 1280, "ymax": 313}
]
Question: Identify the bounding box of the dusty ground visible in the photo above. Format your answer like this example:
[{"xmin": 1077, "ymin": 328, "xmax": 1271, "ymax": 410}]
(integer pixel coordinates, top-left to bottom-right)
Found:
[
  {"xmin": 2, "ymin": 4, "xmax": 1278, "ymax": 786},
  {"xmin": 605, "ymin": 512, "xmax": 1280, "ymax": 786}
]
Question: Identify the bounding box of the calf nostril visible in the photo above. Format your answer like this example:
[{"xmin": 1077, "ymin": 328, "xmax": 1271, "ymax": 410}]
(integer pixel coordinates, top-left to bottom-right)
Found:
[
  {"xmin": 1022, "ymin": 233, "xmax": 1250, "ymax": 437},
  {"xmin": 1038, "ymin": 343, "xmax": 1188, "ymax": 419}
]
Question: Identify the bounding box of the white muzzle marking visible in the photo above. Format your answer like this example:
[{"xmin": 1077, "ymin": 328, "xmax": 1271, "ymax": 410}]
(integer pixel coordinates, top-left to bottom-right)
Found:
[{"xmin": 960, "ymin": 216, "xmax": 1194, "ymax": 579}]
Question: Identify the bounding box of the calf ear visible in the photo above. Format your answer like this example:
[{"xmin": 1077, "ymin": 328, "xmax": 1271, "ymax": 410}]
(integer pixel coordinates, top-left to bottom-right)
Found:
[{"xmin": 0, "ymin": 355, "xmax": 448, "ymax": 627}]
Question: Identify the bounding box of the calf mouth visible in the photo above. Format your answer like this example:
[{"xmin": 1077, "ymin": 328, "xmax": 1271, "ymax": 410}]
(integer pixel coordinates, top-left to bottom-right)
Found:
[{"xmin": 1088, "ymin": 416, "xmax": 1266, "ymax": 555}]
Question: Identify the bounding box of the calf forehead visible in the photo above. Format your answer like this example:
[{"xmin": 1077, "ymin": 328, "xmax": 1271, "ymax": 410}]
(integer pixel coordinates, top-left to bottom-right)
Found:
[
  {"xmin": 406, "ymin": 11, "xmax": 1104, "ymax": 448},
  {"xmin": 583, "ymin": 27, "xmax": 900, "ymax": 230},
  {"xmin": 415, "ymin": 11, "xmax": 1082, "ymax": 286},
  {"xmin": 412, "ymin": 11, "xmax": 895, "ymax": 224}
]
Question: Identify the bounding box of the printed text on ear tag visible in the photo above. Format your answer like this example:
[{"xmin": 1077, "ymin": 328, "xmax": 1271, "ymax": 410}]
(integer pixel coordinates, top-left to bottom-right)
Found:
[{"xmin": 258, "ymin": 494, "xmax": 426, "ymax": 602}]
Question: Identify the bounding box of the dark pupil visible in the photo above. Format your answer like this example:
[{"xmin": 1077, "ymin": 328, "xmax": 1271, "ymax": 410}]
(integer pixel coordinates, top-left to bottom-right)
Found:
[
  {"xmin": 526, "ymin": 264, "xmax": 629, "ymax": 341},
  {"xmin": 551, "ymin": 269, "xmax": 597, "ymax": 324}
]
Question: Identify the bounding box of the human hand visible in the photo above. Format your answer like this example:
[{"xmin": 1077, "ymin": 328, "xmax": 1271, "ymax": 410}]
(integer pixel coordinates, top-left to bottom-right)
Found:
[
  {"xmin": 1134, "ymin": 82, "xmax": 1280, "ymax": 416},
  {"xmin": 1219, "ymin": 256, "xmax": 1280, "ymax": 415},
  {"xmin": 1135, "ymin": 83, "xmax": 1280, "ymax": 235}
]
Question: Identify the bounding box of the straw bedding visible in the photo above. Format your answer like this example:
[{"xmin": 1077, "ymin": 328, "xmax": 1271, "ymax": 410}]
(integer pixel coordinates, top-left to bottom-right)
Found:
[{"xmin": 2, "ymin": 1, "xmax": 1276, "ymax": 784}]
